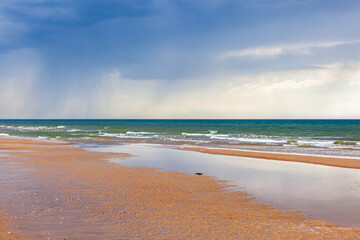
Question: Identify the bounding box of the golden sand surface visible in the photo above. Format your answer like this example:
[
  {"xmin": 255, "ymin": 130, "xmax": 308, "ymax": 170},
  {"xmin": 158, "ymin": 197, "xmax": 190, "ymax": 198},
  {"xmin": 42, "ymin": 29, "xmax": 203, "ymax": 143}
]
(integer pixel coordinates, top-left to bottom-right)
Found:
[
  {"xmin": 0, "ymin": 214, "xmax": 18, "ymax": 240},
  {"xmin": 182, "ymin": 146, "xmax": 360, "ymax": 169},
  {"xmin": 0, "ymin": 138, "xmax": 359, "ymax": 239}
]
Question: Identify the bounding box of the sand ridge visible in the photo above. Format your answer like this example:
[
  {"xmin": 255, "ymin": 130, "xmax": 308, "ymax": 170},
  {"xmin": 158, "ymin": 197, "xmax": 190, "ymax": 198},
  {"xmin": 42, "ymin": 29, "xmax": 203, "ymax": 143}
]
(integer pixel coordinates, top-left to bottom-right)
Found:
[
  {"xmin": 0, "ymin": 138, "xmax": 359, "ymax": 239},
  {"xmin": 182, "ymin": 146, "xmax": 360, "ymax": 169}
]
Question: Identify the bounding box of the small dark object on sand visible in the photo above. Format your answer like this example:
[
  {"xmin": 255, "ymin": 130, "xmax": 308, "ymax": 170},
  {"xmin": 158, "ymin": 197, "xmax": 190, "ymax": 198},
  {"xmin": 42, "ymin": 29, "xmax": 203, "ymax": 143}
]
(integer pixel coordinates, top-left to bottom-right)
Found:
[{"xmin": 195, "ymin": 173, "xmax": 203, "ymax": 175}]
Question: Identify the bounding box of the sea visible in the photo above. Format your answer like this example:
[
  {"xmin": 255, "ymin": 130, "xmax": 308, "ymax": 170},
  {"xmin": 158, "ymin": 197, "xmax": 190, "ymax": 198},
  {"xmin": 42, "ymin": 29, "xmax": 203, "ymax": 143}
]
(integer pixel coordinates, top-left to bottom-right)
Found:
[{"xmin": 1, "ymin": 119, "xmax": 360, "ymax": 157}]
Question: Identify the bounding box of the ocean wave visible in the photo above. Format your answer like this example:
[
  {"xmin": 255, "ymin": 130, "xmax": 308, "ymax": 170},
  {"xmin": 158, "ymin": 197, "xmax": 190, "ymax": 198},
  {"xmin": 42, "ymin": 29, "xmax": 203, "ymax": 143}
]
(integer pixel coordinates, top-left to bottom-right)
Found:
[
  {"xmin": 286, "ymin": 139, "xmax": 298, "ymax": 144},
  {"xmin": 0, "ymin": 125, "xmax": 66, "ymax": 132},
  {"xmin": 287, "ymin": 139, "xmax": 360, "ymax": 150},
  {"xmin": 98, "ymin": 133, "xmax": 120, "ymax": 137},
  {"xmin": 37, "ymin": 136, "xmax": 49, "ymax": 140},
  {"xmin": 67, "ymin": 129, "xmax": 81, "ymax": 132},
  {"xmin": 182, "ymin": 130, "xmax": 220, "ymax": 137},
  {"xmin": 216, "ymin": 136, "xmax": 285, "ymax": 144},
  {"xmin": 182, "ymin": 132, "xmax": 212, "ymax": 137},
  {"xmin": 99, "ymin": 133, "xmax": 153, "ymax": 139},
  {"xmin": 164, "ymin": 137, "xmax": 211, "ymax": 144},
  {"xmin": 181, "ymin": 132, "xmax": 285, "ymax": 145},
  {"xmin": 297, "ymin": 140, "xmax": 337, "ymax": 148},
  {"xmin": 209, "ymin": 135, "xmax": 360, "ymax": 148},
  {"xmin": 333, "ymin": 141, "xmax": 357, "ymax": 146},
  {"xmin": 209, "ymin": 134, "xmax": 232, "ymax": 139},
  {"xmin": 2, "ymin": 123, "xmax": 360, "ymax": 151},
  {"xmin": 126, "ymin": 131, "xmax": 158, "ymax": 135}
]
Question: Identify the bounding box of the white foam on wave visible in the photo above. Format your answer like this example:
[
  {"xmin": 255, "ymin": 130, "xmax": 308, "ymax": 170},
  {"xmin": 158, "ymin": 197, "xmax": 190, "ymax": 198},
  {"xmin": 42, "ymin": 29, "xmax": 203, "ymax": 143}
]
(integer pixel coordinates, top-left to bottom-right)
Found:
[
  {"xmin": 0, "ymin": 125, "xmax": 21, "ymax": 130},
  {"xmin": 214, "ymin": 136, "xmax": 285, "ymax": 144},
  {"xmin": 209, "ymin": 134, "xmax": 231, "ymax": 139},
  {"xmin": 182, "ymin": 132, "xmax": 211, "ymax": 137},
  {"xmin": 18, "ymin": 126, "xmax": 50, "ymax": 131},
  {"xmin": 182, "ymin": 132, "xmax": 284, "ymax": 144},
  {"xmin": 67, "ymin": 129, "xmax": 81, "ymax": 132},
  {"xmin": 182, "ymin": 131, "xmax": 220, "ymax": 137},
  {"xmin": 37, "ymin": 136, "xmax": 49, "ymax": 140},
  {"xmin": 283, "ymin": 139, "xmax": 360, "ymax": 150},
  {"xmin": 99, "ymin": 133, "xmax": 119, "ymax": 137},
  {"xmin": 0, "ymin": 125, "xmax": 65, "ymax": 131},
  {"xmin": 165, "ymin": 137, "xmax": 210, "ymax": 144},
  {"xmin": 180, "ymin": 132, "xmax": 358, "ymax": 148},
  {"xmin": 0, "ymin": 133, "xmax": 65, "ymax": 143},
  {"xmin": 126, "ymin": 131, "xmax": 158, "ymax": 135},
  {"xmin": 297, "ymin": 140, "xmax": 337, "ymax": 148},
  {"xmin": 99, "ymin": 132, "xmax": 153, "ymax": 139}
]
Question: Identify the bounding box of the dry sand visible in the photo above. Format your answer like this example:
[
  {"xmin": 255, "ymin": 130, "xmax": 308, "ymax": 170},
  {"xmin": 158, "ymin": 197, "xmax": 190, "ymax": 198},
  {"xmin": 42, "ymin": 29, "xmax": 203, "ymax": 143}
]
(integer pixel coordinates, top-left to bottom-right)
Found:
[
  {"xmin": 0, "ymin": 138, "xmax": 359, "ymax": 239},
  {"xmin": 182, "ymin": 146, "xmax": 360, "ymax": 169}
]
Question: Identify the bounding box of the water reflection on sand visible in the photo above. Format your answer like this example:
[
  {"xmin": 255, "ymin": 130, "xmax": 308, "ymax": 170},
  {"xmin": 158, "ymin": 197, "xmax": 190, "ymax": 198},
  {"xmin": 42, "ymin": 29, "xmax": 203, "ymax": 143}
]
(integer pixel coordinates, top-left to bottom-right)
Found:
[{"xmin": 87, "ymin": 143, "xmax": 360, "ymax": 228}]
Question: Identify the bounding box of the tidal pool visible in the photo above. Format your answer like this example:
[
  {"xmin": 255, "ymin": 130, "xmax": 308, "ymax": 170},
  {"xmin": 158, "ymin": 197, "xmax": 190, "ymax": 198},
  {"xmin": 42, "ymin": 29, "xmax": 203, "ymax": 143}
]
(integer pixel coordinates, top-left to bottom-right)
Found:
[{"xmin": 86, "ymin": 143, "xmax": 360, "ymax": 228}]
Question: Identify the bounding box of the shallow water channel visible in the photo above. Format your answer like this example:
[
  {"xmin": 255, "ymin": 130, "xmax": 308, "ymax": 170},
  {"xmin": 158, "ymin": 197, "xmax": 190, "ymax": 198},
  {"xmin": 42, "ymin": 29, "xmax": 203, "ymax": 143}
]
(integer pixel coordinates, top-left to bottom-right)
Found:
[{"xmin": 86, "ymin": 142, "xmax": 360, "ymax": 228}]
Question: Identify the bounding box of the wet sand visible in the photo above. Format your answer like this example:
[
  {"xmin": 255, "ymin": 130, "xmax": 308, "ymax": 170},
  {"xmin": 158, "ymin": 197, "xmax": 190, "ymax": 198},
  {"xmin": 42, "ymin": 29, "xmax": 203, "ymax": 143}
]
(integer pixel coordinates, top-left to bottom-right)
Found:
[
  {"xmin": 0, "ymin": 214, "xmax": 18, "ymax": 240},
  {"xmin": 0, "ymin": 138, "xmax": 359, "ymax": 239},
  {"xmin": 182, "ymin": 146, "xmax": 360, "ymax": 169}
]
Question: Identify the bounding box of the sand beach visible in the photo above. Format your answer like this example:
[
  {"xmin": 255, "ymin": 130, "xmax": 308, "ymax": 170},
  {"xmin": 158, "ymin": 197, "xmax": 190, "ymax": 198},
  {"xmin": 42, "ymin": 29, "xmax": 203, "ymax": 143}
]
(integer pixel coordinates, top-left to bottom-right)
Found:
[{"xmin": 0, "ymin": 137, "xmax": 359, "ymax": 239}]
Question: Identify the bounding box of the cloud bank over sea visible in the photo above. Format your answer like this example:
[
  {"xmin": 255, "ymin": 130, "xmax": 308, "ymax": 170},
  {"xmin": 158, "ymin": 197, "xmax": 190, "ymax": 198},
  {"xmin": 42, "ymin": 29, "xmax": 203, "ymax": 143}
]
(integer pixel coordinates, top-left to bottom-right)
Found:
[{"xmin": 0, "ymin": 0, "xmax": 359, "ymax": 118}]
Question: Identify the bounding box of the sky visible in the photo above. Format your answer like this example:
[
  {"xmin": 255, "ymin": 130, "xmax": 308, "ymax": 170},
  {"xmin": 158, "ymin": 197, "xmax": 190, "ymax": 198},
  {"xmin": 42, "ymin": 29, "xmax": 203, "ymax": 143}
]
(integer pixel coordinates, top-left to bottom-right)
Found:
[{"xmin": 0, "ymin": 0, "xmax": 360, "ymax": 119}]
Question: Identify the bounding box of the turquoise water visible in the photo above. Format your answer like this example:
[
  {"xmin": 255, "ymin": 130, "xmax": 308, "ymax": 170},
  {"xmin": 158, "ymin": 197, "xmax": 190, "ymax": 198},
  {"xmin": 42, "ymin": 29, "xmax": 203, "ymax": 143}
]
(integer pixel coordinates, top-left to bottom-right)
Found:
[{"xmin": 1, "ymin": 119, "xmax": 360, "ymax": 156}]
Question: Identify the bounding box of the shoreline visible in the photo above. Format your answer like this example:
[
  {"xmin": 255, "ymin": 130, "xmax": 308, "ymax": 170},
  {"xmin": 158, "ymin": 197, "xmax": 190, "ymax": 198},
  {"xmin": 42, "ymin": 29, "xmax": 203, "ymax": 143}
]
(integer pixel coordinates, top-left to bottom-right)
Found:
[
  {"xmin": 181, "ymin": 146, "xmax": 360, "ymax": 169},
  {"xmin": 3, "ymin": 135, "xmax": 360, "ymax": 162},
  {"xmin": 71, "ymin": 137, "xmax": 360, "ymax": 168},
  {"xmin": 0, "ymin": 137, "xmax": 359, "ymax": 239}
]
